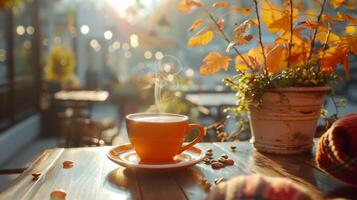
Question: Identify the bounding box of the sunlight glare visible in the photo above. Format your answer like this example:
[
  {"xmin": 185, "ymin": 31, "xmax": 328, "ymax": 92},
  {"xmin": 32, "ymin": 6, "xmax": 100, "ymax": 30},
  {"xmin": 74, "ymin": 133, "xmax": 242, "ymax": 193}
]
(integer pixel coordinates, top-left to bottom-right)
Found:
[{"xmin": 106, "ymin": 0, "xmax": 136, "ymax": 13}]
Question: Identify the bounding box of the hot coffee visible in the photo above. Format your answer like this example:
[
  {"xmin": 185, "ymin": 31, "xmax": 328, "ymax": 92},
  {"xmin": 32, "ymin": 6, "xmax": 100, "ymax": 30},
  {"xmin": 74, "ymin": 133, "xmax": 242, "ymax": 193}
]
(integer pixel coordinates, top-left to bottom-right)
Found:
[{"xmin": 126, "ymin": 113, "xmax": 205, "ymax": 163}]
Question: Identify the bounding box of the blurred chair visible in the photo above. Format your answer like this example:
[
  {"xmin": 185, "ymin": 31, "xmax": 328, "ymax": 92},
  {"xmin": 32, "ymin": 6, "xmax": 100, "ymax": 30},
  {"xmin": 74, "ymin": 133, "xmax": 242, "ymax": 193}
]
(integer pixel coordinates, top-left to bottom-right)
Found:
[{"xmin": 59, "ymin": 115, "xmax": 118, "ymax": 147}]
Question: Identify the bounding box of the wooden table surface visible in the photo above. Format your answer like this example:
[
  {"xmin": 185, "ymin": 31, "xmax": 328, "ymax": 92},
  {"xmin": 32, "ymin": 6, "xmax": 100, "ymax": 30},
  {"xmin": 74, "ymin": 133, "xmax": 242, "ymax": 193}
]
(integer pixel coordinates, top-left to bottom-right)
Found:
[{"xmin": 1, "ymin": 142, "xmax": 356, "ymax": 200}]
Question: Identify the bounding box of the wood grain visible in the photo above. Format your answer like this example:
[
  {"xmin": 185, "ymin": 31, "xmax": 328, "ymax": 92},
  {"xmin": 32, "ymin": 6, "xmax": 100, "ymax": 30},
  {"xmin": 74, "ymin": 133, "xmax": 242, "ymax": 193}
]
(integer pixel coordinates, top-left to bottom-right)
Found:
[{"xmin": 1, "ymin": 142, "xmax": 356, "ymax": 200}]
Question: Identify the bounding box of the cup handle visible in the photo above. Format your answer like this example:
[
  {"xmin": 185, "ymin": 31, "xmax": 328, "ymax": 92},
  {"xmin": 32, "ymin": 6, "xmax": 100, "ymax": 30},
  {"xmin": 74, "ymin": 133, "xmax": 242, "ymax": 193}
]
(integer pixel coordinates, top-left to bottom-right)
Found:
[{"xmin": 178, "ymin": 124, "xmax": 205, "ymax": 154}]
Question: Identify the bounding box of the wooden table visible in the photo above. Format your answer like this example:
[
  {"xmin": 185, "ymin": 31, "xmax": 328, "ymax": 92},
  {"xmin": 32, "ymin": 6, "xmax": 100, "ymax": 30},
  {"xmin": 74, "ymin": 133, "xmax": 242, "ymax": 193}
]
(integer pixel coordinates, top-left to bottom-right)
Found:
[{"xmin": 1, "ymin": 142, "xmax": 356, "ymax": 199}]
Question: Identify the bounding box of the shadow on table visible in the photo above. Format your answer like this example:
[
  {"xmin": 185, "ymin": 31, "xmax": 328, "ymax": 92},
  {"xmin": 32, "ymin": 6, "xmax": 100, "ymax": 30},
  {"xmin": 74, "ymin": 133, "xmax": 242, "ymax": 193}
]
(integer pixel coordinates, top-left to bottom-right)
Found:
[{"xmin": 107, "ymin": 167, "xmax": 207, "ymax": 199}]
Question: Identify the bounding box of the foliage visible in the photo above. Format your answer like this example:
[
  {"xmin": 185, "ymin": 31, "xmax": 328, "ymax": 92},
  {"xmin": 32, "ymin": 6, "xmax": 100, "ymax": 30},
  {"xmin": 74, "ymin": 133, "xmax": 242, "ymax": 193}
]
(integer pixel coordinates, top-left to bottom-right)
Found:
[
  {"xmin": 179, "ymin": 0, "xmax": 356, "ymax": 138},
  {"xmin": 179, "ymin": 0, "xmax": 357, "ymax": 80},
  {"xmin": 44, "ymin": 45, "xmax": 79, "ymax": 88},
  {"xmin": 0, "ymin": 0, "xmax": 21, "ymax": 9}
]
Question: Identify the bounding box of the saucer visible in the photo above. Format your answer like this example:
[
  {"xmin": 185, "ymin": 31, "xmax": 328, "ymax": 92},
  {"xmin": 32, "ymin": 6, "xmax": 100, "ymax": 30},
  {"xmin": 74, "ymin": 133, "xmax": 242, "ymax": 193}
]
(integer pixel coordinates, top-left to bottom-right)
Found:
[{"xmin": 107, "ymin": 144, "xmax": 205, "ymax": 170}]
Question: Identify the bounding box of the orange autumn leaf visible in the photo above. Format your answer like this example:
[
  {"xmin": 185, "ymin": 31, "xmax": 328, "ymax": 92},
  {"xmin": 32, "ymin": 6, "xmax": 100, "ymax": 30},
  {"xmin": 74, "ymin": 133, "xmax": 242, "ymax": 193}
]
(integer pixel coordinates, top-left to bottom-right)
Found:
[
  {"xmin": 275, "ymin": 28, "xmax": 305, "ymax": 46},
  {"xmin": 338, "ymin": 35, "xmax": 357, "ymax": 54},
  {"xmin": 298, "ymin": 20, "xmax": 321, "ymax": 30},
  {"xmin": 315, "ymin": 26, "xmax": 340, "ymax": 44},
  {"xmin": 329, "ymin": 0, "xmax": 345, "ymax": 8},
  {"xmin": 212, "ymin": 2, "xmax": 229, "ymax": 8},
  {"xmin": 179, "ymin": 0, "xmax": 191, "ymax": 13},
  {"xmin": 345, "ymin": 25, "xmax": 356, "ymax": 34},
  {"xmin": 178, "ymin": 0, "xmax": 203, "ymax": 13},
  {"xmin": 320, "ymin": 47, "xmax": 345, "ymax": 75},
  {"xmin": 227, "ymin": 34, "xmax": 253, "ymax": 52},
  {"xmin": 320, "ymin": 35, "xmax": 357, "ymax": 79},
  {"xmin": 261, "ymin": 0, "xmax": 298, "ymax": 33},
  {"xmin": 188, "ymin": 29, "xmax": 214, "ymax": 46},
  {"xmin": 233, "ymin": 19, "xmax": 256, "ymax": 38},
  {"xmin": 227, "ymin": 19, "xmax": 256, "ymax": 52},
  {"xmin": 234, "ymin": 6, "xmax": 251, "ymax": 15},
  {"xmin": 289, "ymin": 41, "xmax": 311, "ymax": 66},
  {"xmin": 191, "ymin": 0, "xmax": 203, "ymax": 7},
  {"xmin": 251, "ymin": 18, "xmax": 258, "ymax": 25},
  {"xmin": 200, "ymin": 52, "xmax": 232, "ymax": 75},
  {"xmin": 337, "ymin": 12, "xmax": 357, "ymax": 24},
  {"xmin": 266, "ymin": 45, "xmax": 288, "ymax": 74},
  {"xmin": 188, "ymin": 18, "xmax": 203, "ymax": 32},
  {"xmin": 235, "ymin": 47, "xmax": 268, "ymax": 72}
]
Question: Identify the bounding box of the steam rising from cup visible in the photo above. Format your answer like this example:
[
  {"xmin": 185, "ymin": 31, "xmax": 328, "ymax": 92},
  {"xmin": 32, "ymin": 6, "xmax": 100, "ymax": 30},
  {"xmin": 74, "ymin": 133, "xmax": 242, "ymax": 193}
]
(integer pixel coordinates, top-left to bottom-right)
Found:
[{"xmin": 154, "ymin": 55, "xmax": 183, "ymax": 113}]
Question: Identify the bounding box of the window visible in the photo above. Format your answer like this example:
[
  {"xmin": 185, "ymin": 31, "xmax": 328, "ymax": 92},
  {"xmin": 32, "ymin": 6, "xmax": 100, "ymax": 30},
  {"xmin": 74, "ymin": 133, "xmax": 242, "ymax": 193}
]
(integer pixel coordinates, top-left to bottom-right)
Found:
[{"xmin": 0, "ymin": 0, "xmax": 40, "ymax": 132}]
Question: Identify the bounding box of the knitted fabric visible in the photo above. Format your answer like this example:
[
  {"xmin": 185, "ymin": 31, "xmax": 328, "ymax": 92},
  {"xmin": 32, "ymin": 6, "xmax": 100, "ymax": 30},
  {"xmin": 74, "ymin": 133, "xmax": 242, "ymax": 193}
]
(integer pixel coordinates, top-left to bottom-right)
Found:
[
  {"xmin": 315, "ymin": 113, "xmax": 357, "ymax": 186},
  {"xmin": 206, "ymin": 175, "xmax": 311, "ymax": 200}
]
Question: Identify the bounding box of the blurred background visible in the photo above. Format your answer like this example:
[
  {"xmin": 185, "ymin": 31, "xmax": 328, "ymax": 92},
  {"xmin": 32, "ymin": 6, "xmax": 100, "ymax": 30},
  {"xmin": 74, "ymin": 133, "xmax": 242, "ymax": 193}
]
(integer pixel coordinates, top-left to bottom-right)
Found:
[{"xmin": 0, "ymin": 0, "xmax": 356, "ymax": 190}]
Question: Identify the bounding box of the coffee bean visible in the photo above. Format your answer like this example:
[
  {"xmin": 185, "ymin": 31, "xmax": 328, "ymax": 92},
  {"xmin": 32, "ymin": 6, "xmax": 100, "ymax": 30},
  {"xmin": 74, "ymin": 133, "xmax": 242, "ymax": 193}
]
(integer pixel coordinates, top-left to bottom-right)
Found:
[
  {"xmin": 32, "ymin": 172, "xmax": 41, "ymax": 181},
  {"xmin": 63, "ymin": 161, "xmax": 74, "ymax": 169},
  {"xmin": 225, "ymin": 159, "xmax": 234, "ymax": 165},
  {"xmin": 230, "ymin": 145, "xmax": 237, "ymax": 151},
  {"xmin": 211, "ymin": 162, "xmax": 224, "ymax": 169},
  {"xmin": 50, "ymin": 189, "xmax": 67, "ymax": 200},
  {"xmin": 210, "ymin": 159, "xmax": 217, "ymax": 164},
  {"xmin": 220, "ymin": 154, "xmax": 228, "ymax": 159},
  {"xmin": 214, "ymin": 177, "xmax": 225, "ymax": 185},
  {"xmin": 205, "ymin": 152, "xmax": 213, "ymax": 157},
  {"xmin": 218, "ymin": 157, "xmax": 226, "ymax": 163},
  {"xmin": 203, "ymin": 158, "xmax": 211, "ymax": 164},
  {"xmin": 32, "ymin": 172, "xmax": 41, "ymax": 177}
]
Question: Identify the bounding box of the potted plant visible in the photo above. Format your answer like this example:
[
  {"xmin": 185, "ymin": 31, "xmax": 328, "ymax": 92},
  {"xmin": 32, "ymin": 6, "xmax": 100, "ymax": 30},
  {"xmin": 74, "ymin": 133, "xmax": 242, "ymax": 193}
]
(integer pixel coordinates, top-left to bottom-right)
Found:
[{"xmin": 179, "ymin": 0, "xmax": 357, "ymax": 154}]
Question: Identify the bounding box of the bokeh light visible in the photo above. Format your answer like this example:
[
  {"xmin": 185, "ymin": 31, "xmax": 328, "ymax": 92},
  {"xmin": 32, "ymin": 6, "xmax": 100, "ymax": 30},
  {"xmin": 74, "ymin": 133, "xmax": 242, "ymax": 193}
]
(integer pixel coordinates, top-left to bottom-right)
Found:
[
  {"xmin": 26, "ymin": 26, "xmax": 35, "ymax": 35},
  {"xmin": 155, "ymin": 51, "xmax": 164, "ymax": 60},
  {"xmin": 80, "ymin": 25, "xmax": 90, "ymax": 35},
  {"xmin": 104, "ymin": 30, "xmax": 113, "ymax": 40},
  {"xmin": 144, "ymin": 51, "xmax": 152, "ymax": 59},
  {"xmin": 16, "ymin": 26, "xmax": 25, "ymax": 35}
]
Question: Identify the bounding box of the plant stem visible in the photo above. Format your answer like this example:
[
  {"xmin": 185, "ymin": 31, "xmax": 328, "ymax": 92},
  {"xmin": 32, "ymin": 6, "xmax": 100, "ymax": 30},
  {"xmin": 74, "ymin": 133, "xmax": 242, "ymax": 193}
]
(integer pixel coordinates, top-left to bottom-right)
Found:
[
  {"xmin": 253, "ymin": 0, "xmax": 268, "ymax": 75},
  {"xmin": 308, "ymin": 0, "xmax": 327, "ymax": 60},
  {"xmin": 330, "ymin": 96, "xmax": 339, "ymax": 117},
  {"xmin": 318, "ymin": 23, "xmax": 331, "ymax": 75},
  {"xmin": 202, "ymin": 7, "xmax": 253, "ymax": 71},
  {"xmin": 287, "ymin": 0, "xmax": 293, "ymax": 69}
]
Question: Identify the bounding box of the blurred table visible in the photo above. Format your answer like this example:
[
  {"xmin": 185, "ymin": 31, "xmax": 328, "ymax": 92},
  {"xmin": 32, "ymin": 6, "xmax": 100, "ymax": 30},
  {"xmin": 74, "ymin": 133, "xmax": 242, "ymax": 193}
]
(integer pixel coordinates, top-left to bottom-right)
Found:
[
  {"xmin": 54, "ymin": 90, "xmax": 109, "ymax": 102},
  {"xmin": 1, "ymin": 142, "xmax": 356, "ymax": 199},
  {"xmin": 185, "ymin": 92, "xmax": 236, "ymax": 121},
  {"xmin": 51, "ymin": 90, "xmax": 110, "ymax": 145},
  {"xmin": 185, "ymin": 93, "xmax": 236, "ymax": 107},
  {"xmin": 53, "ymin": 90, "xmax": 109, "ymax": 116}
]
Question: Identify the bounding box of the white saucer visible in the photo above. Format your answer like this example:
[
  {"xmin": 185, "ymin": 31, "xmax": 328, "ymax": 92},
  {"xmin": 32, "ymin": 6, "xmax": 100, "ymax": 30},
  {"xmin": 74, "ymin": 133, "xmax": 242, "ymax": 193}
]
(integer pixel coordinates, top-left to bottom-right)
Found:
[{"xmin": 107, "ymin": 143, "xmax": 205, "ymax": 170}]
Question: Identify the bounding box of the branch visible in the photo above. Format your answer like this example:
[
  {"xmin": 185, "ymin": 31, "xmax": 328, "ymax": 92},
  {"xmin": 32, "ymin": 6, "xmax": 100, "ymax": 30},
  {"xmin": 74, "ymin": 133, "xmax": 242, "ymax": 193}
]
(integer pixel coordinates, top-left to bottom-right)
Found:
[
  {"xmin": 308, "ymin": 0, "xmax": 327, "ymax": 60},
  {"xmin": 317, "ymin": 23, "xmax": 331, "ymax": 75},
  {"xmin": 330, "ymin": 96, "xmax": 339, "ymax": 117},
  {"xmin": 202, "ymin": 8, "xmax": 254, "ymax": 71},
  {"xmin": 253, "ymin": 0, "xmax": 268, "ymax": 75},
  {"xmin": 287, "ymin": 0, "xmax": 293, "ymax": 69}
]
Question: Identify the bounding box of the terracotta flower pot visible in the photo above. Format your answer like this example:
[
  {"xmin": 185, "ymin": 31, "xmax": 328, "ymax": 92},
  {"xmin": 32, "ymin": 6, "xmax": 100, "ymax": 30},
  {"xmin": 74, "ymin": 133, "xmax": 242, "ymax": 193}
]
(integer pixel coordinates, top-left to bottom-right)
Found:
[{"xmin": 248, "ymin": 86, "xmax": 330, "ymax": 154}]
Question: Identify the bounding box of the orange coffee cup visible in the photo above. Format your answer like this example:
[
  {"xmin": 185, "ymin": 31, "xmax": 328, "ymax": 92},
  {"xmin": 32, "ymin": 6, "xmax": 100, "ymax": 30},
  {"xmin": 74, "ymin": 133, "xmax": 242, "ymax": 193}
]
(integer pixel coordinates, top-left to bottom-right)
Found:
[{"xmin": 126, "ymin": 113, "xmax": 205, "ymax": 163}]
